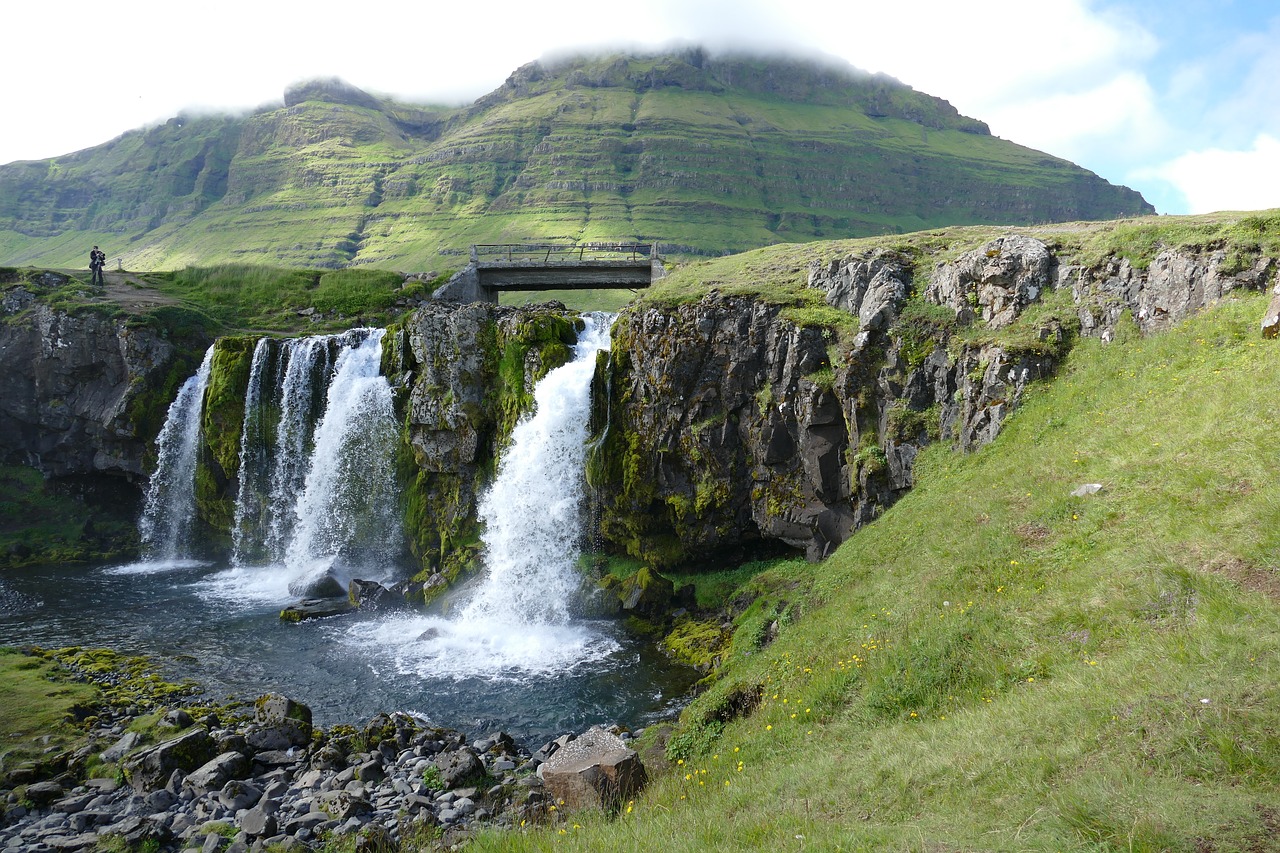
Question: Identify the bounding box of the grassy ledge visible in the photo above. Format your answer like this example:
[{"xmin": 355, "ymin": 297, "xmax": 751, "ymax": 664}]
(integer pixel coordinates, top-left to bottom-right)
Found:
[{"xmin": 465, "ymin": 292, "xmax": 1280, "ymax": 851}]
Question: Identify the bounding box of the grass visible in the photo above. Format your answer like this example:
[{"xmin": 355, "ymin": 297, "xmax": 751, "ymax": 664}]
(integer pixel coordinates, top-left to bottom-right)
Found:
[
  {"xmin": 0, "ymin": 648, "xmax": 97, "ymax": 781},
  {"xmin": 462, "ymin": 291, "xmax": 1280, "ymax": 851},
  {"xmin": 139, "ymin": 264, "xmax": 428, "ymax": 333}
]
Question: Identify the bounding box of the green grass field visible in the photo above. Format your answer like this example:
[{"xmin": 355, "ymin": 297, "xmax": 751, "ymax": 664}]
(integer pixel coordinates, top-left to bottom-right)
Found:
[{"xmin": 461, "ymin": 292, "xmax": 1280, "ymax": 851}]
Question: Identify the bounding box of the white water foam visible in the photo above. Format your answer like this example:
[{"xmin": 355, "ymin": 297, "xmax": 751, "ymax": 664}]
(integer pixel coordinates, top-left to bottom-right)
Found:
[
  {"xmin": 340, "ymin": 613, "xmax": 620, "ymax": 681},
  {"xmin": 104, "ymin": 558, "xmax": 210, "ymax": 577},
  {"xmin": 192, "ymin": 564, "xmax": 300, "ymax": 608}
]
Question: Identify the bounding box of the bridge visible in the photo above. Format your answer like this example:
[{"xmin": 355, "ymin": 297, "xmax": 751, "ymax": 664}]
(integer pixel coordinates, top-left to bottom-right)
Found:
[{"xmin": 433, "ymin": 242, "xmax": 664, "ymax": 303}]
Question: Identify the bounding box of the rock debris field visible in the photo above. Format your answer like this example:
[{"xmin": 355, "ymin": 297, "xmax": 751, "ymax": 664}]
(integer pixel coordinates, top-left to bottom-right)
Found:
[{"xmin": 1, "ymin": 690, "xmax": 647, "ymax": 852}]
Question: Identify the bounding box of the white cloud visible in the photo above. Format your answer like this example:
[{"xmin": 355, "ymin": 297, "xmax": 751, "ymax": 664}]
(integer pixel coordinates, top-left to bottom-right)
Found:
[
  {"xmin": 978, "ymin": 72, "xmax": 1166, "ymax": 162},
  {"xmin": 1147, "ymin": 134, "xmax": 1280, "ymax": 214}
]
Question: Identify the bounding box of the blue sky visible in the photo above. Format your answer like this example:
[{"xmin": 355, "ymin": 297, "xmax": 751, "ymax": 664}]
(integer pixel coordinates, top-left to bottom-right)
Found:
[{"xmin": 4, "ymin": 0, "xmax": 1277, "ymax": 216}]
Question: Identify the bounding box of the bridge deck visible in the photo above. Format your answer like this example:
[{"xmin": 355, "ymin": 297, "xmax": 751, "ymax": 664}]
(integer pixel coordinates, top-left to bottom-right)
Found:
[{"xmin": 435, "ymin": 243, "xmax": 664, "ymax": 303}]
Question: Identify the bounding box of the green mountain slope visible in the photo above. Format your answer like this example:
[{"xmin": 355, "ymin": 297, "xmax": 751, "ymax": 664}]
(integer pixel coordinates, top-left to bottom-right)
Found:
[
  {"xmin": 0, "ymin": 50, "xmax": 1152, "ymax": 271},
  {"xmin": 467, "ymin": 290, "xmax": 1280, "ymax": 851}
]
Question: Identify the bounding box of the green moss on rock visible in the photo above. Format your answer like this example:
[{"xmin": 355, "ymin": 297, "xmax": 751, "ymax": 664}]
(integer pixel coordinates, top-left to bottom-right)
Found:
[{"xmin": 195, "ymin": 336, "xmax": 257, "ymax": 539}]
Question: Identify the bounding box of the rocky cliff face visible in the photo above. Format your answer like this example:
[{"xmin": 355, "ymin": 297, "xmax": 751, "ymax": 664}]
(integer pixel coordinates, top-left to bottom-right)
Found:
[
  {"xmin": 387, "ymin": 301, "xmax": 582, "ymax": 584},
  {"xmin": 588, "ymin": 235, "xmax": 1277, "ymax": 567},
  {"xmin": 0, "ymin": 274, "xmax": 209, "ymax": 564},
  {"xmin": 0, "ymin": 281, "xmax": 201, "ymax": 480}
]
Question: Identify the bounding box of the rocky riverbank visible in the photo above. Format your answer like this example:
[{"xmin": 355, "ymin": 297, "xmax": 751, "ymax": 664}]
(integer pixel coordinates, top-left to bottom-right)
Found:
[{"xmin": 0, "ymin": 651, "xmax": 650, "ymax": 852}]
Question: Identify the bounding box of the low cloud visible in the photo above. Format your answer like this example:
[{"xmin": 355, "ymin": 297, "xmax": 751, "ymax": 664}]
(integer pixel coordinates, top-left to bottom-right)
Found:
[{"xmin": 1143, "ymin": 134, "xmax": 1280, "ymax": 214}]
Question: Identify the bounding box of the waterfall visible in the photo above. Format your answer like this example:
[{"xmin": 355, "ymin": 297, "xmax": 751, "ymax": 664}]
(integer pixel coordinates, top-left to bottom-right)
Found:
[
  {"xmin": 340, "ymin": 313, "xmax": 621, "ymax": 680},
  {"xmin": 229, "ymin": 337, "xmax": 273, "ymax": 563},
  {"xmin": 462, "ymin": 313, "xmax": 612, "ymax": 624},
  {"xmin": 229, "ymin": 333, "xmax": 347, "ymax": 566},
  {"xmin": 282, "ymin": 329, "xmax": 402, "ymax": 594},
  {"xmin": 264, "ymin": 336, "xmax": 334, "ymax": 560},
  {"xmin": 138, "ymin": 345, "xmax": 216, "ymax": 562}
]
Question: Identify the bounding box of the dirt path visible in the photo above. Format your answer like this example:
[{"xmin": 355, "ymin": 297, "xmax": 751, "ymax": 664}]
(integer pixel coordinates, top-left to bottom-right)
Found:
[{"xmin": 54, "ymin": 268, "xmax": 182, "ymax": 311}]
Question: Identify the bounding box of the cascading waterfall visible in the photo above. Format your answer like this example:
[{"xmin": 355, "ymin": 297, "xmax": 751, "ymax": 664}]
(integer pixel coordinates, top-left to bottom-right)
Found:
[
  {"xmin": 229, "ymin": 333, "xmax": 349, "ymax": 567},
  {"xmin": 229, "ymin": 337, "xmax": 274, "ymax": 563},
  {"xmin": 281, "ymin": 329, "xmax": 402, "ymax": 595},
  {"xmin": 461, "ymin": 314, "xmax": 612, "ymax": 624},
  {"xmin": 137, "ymin": 327, "xmax": 401, "ymax": 599},
  {"xmin": 344, "ymin": 314, "xmax": 621, "ymax": 679},
  {"xmin": 265, "ymin": 336, "xmax": 336, "ymax": 560},
  {"xmin": 138, "ymin": 345, "xmax": 216, "ymax": 562}
]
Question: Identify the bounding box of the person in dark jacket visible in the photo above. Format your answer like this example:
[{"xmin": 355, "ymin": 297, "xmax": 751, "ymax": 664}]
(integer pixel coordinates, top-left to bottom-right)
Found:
[{"xmin": 89, "ymin": 246, "xmax": 105, "ymax": 285}]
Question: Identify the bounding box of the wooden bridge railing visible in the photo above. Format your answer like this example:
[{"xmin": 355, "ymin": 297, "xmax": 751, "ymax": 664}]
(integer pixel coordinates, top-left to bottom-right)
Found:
[{"xmin": 470, "ymin": 242, "xmax": 655, "ymax": 264}]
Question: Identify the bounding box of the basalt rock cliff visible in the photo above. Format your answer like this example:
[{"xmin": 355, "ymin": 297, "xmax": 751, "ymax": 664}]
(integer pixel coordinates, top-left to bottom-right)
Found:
[
  {"xmin": 0, "ymin": 271, "xmax": 210, "ymax": 563},
  {"xmin": 2, "ymin": 219, "xmax": 1276, "ymax": 574},
  {"xmin": 582, "ymin": 234, "xmax": 1277, "ymax": 567}
]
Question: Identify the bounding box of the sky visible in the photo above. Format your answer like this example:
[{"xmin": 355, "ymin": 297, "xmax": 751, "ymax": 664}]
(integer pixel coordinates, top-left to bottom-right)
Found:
[{"xmin": 4, "ymin": 0, "xmax": 1277, "ymax": 216}]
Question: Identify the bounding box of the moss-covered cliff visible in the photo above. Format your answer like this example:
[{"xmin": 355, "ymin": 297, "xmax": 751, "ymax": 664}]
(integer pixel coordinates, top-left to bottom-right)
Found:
[
  {"xmin": 588, "ymin": 215, "xmax": 1279, "ymax": 569},
  {"xmin": 390, "ymin": 301, "xmax": 583, "ymax": 586}
]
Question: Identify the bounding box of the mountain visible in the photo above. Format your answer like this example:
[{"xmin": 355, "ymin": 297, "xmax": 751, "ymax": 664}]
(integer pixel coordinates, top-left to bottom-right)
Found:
[{"xmin": 0, "ymin": 49, "xmax": 1153, "ymax": 271}]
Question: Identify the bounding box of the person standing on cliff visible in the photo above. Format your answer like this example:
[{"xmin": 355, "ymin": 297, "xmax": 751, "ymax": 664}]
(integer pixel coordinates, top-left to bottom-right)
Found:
[{"xmin": 89, "ymin": 246, "xmax": 105, "ymax": 285}]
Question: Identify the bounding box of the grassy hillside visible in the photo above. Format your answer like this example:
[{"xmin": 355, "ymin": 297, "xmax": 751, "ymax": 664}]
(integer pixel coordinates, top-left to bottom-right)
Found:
[
  {"xmin": 0, "ymin": 50, "xmax": 1151, "ymax": 272},
  {"xmin": 466, "ymin": 292, "xmax": 1280, "ymax": 851}
]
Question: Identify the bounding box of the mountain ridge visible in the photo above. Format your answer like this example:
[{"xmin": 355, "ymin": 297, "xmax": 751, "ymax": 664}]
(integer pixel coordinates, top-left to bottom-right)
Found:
[{"xmin": 0, "ymin": 49, "xmax": 1153, "ymax": 270}]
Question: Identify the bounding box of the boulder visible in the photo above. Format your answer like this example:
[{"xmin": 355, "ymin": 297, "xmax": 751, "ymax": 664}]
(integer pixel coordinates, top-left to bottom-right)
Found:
[
  {"xmin": 315, "ymin": 790, "xmax": 373, "ymax": 821},
  {"xmin": 122, "ymin": 729, "xmax": 216, "ymax": 791},
  {"xmin": 1263, "ymin": 282, "xmax": 1280, "ymax": 339},
  {"xmin": 539, "ymin": 726, "xmax": 647, "ymax": 811},
  {"xmin": 185, "ymin": 751, "xmax": 250, "ymax": 793},
  {"xmin": 246, "ymin": 693, "xmax": 313, "ymax": 750},
  {"xmin": 280, "ymin": 598, "xmax": 356, "ymax": 622},
  {"xmin": 348, "ymin": 578, "xmax": 410, "ymax": 611},
  {"xmin": 239, "ymin": 805, "xmax": 278, "ymax": 837},
  {"xmin": 99, "ymin": 730, "xmax": 142, "ymax": 763},
  {"xmin": 433, "ymin": 748, "xmax": 484, "ymax": 788},
  {"xmin": 23, "ymin": 780, "xmax": 65, "ymax": 807},
  {"xmin": 218, "ymin": 778, "xmax": 263, "ymax": 811},
  {"xmin": 618, "ymin": 567, "xmax": 676, "ymax": 617}
]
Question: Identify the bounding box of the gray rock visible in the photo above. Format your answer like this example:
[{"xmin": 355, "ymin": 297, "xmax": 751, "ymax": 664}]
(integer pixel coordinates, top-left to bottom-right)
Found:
[
  {"xmin": 238, "ymin": 805, "xmax": 277, "ymax": 837},
  {"xmin": 279, "ymin": 598, "xmax": 355, "ymax": 622},
  {"xmin": 539, "ymin": 726, "xmax": 647, "ymax": 812},
  {"xmin": 144, "ymin": 789, "xmax": 177, "ymax": 811},
  {"xmin": 347, "ymin": 579, "xmax": 410, "ymax": 612},
  {"xmin": 123, "ymin": 729, "xmax": 216, "ymax": 792},
  {"xmin": 43, "ymin": 832, "xmax": 99, "ymax": 851},
  {"xmin": 24, "ymin": 781, "xmax": 66, "ymax": 807},
  {"xmin": 1263, "ymin": 282, "xmax": 1280, "ymax": 338},
  {"xmin": 100, "ymin": 731, "xmax": 143, "ymax": 763},
  {"xmin": 185, "ymin": 752, "xmax": 249, "ymax": 793},
  {"xmin": 161, "ymin": 709, "xmax": 196, "ymax": 730},
  {"xmin": 808, "ymin": 248, "xmax": 908, "ymax": 331},
  {"xmin": 51, "ymin": 792, "xmax": 96, "ymax": 814},
  {"xmin": 0, "ymin": 303, "xmax": 188, "ymax": 482},
  {"xmin": 433, "ymin": 748, "xmax": 483, "ymax": 788},
  {"xmin": 926, "ymin": 235, "xmax": 1053, "ymax": 329},
  {"xmin": 354, "ymin": 760, "xmax": 385, "ymax": 783},
  {"xmin": 217, "ymin": 780, "xmax": 262, "ymax": 812}
]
